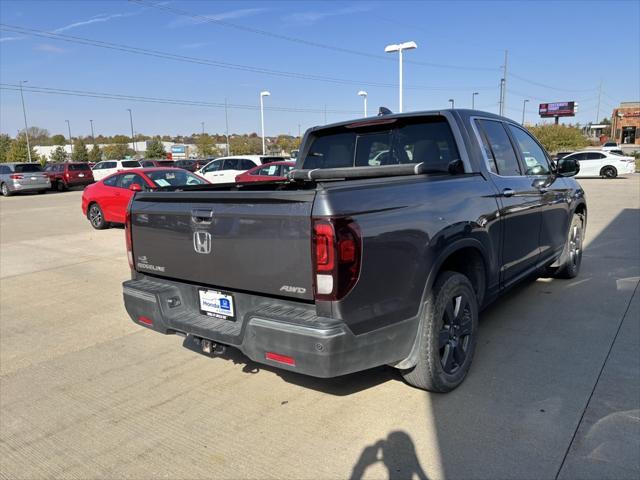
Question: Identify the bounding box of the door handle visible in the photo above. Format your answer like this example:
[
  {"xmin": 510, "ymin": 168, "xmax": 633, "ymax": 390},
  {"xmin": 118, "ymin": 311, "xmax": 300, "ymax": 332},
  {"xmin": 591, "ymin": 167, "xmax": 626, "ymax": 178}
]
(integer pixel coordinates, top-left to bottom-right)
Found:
[
  {"xmin": 501, "ymin": 188, "xmax": 515, "ymax": 197},
  {"xmin": 191, "ymin": 208, "xmax": 214, "ymax": 224}
]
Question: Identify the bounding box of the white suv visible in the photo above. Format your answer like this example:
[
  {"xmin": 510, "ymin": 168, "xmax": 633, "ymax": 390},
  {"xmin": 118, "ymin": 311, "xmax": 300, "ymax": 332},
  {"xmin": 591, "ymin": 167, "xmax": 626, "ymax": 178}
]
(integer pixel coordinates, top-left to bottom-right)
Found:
[
  {"xmin": 197, "ymin": 155, "xmax": 285, "ymax": 184},
  {"xmin": 92, "ymin": 160, "xmax": 141, "ymax": 181}
]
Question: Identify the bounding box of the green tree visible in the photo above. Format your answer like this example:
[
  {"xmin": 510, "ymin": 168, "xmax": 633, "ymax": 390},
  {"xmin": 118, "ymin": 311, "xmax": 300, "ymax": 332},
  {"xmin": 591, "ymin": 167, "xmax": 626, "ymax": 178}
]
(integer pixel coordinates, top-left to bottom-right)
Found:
[
  {"xmin": 196, "ymin": 134, "xmax": 219, "ymax": 157},
  {"xmin": 51, "ymin": 134, "xmax": 67, "ymax": 146},
  {"xmin": 50, "ymin": 146, "xmax": 68, "ymax": 163},
  {"xmin": 103, "ymin": 143, "xmax": 134, "ymax": 160},
  {"xmin": 71, "ymin": 138, "xmax": 89, "ymax": 162},
  {"xmin": 88, "ymin": 144, "xmax": 102, "ymax": 163},
  {"xmin": 7, "ymin": 134, "xmax": 37, "ymax": 162},
  {"xmin": 0, "ymin": 134, "xmax": 12, "ymax": 163},
  {"xmin": 526, "ymin": 124, "xmax": 588, "ymax": 153},
  {"xmin": 111, "ymin": 134, "xmax": 131, "ymax": 145},
  {"xmin": 145, "ymin": 139, "xmax": 166, "ymax": 158}
]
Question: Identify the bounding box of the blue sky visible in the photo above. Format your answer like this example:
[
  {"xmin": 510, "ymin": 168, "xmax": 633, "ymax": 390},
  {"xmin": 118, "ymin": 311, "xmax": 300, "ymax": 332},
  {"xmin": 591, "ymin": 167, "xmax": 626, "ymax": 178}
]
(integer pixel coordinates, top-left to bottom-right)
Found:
[{"xmin": 1, "ymin": 0, "xmax": 638, "ymax": 139}]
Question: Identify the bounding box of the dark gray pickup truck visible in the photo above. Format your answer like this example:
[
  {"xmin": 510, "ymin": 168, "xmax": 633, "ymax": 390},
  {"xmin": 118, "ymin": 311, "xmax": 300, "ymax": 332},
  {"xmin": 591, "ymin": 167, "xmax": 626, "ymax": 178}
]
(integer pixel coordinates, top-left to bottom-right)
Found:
[{"xmin": 122, "ymin": 109, "xmax": 586, "ymax": 392}]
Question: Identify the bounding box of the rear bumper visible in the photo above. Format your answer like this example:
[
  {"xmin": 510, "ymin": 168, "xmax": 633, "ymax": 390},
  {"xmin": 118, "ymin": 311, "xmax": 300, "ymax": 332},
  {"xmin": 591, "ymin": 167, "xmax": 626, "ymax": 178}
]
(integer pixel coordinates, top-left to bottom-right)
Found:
[
  {"xmin": 123, "ymin": 275, "xmax": 417, "ymax": 378},
  {"xmin": 7, "ymin": 181, "xmax": 50, "ymax": 193}
]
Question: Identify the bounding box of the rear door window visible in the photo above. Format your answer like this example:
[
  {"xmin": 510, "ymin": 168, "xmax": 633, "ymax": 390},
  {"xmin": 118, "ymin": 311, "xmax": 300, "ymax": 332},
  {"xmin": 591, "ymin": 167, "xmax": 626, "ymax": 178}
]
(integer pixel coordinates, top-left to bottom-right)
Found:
[
  {"xmin": 69, "ymin": 163, "xmax": 91, "ymax": 171},
  {"xmin": 238, "ymin": 159, "xmax": 256, "ymax": 170},
  {"xmin": 476, "ymin": 120, "xmax": 521, "ymax": 176}
]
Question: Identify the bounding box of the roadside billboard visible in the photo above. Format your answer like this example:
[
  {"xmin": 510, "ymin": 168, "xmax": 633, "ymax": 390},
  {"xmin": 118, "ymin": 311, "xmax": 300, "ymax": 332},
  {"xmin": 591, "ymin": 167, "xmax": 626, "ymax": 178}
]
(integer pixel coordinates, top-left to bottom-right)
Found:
[{"xmin": 539, "ymin": 102, "xmax": 576, "ymax": 118}]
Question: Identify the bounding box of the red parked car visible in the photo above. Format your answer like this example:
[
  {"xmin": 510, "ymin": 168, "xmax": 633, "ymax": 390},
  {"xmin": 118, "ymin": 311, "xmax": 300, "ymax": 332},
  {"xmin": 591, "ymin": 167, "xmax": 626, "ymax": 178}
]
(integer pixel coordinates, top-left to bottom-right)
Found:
[
  {"xmin": 44, "ymin": 162, "xmax": 94, "ymax": 191},
  {"xmin": 234, "ymin": 161, "xmax": 295, "ymax": 183},
  {"xmin": 81, "ymin": 168, "xmax": 207, "ymax": 229}
]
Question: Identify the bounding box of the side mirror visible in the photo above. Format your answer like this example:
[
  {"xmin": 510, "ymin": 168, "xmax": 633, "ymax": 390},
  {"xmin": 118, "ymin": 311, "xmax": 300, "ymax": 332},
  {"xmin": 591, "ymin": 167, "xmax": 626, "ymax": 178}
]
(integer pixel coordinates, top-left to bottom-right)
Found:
[
  {"xmin": 129, "ymin": 183, "xmax": 143, "ymax": 192},
  {"xmin": 557, "ymin": 158, "xmax": 580, "ymax": 177}
]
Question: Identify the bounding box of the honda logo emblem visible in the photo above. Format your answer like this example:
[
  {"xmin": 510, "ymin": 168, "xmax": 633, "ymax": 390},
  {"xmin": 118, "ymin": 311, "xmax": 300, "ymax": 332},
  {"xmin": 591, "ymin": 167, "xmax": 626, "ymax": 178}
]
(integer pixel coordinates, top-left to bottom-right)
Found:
[{"xmin": 193, "ymin": 231, "xmax": 212, "ymax": 254}]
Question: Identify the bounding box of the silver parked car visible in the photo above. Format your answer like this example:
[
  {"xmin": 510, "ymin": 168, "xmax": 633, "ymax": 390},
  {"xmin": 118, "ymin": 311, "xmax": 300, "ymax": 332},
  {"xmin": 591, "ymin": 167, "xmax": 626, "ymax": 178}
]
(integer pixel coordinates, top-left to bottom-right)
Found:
[{"xmin": 0, "ymin": 163, "xmax": 51, "ymax": 196}]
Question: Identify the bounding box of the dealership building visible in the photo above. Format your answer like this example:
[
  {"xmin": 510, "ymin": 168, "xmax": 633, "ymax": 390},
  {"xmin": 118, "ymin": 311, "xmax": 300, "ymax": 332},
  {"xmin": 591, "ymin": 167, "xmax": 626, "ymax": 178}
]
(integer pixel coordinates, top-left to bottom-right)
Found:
[{"xmin": 610, "ymin": 102, "xmax": 640, "ymax": 146}]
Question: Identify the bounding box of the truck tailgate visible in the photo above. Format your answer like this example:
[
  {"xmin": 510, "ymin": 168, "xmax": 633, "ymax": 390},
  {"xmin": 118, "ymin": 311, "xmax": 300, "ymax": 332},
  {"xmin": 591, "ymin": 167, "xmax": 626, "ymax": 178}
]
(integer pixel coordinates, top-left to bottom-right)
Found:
[{"xmin": 130, "ymin": 190, "xmax": 316, "ymax": 301}]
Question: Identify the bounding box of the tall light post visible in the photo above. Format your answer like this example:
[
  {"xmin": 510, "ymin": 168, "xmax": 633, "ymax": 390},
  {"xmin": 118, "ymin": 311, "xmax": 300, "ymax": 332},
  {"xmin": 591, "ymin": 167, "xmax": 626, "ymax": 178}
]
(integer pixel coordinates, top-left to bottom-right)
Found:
[
  {"xmin": 201, "ymin": 121, "xmax": 205, "ymax": 135},
  {"xmin": 126, "ymin": 108, "xmax": 136, "ymax": 152},
  {"xmin": 89, "ymin": 119, "xmax": 95, "ymax": 146},
  {"xmin": 65, "ymin": 120, "xmax": 73, "ymax": 157},
  {"xmin": 357, "ymin": 90, "xmax": 368, "ymax": 117},
  {"xmin": 224, "ymin": 97, "xmax": 230, "ymax": 156},
  {"xmin": 448, "ymin": 99, "xmax": 455, "ymax": 109},
  {"xmin": 260, "ymin": 90, "xmax": 270, "ymax": 155},
  {"xmin": 522, "ymin": 99, "xmax": 529, "ymax": 125},
  {"xmin": 472, "ymin": 92, "xmax": 479, "ymax": 109},
  {"xmin": 384, "ymin": 41, "xmax": 417, "ymax": 113},
  {"xmin": 18, "ymin": 80, "xmax": 32, "ymax": 163}
]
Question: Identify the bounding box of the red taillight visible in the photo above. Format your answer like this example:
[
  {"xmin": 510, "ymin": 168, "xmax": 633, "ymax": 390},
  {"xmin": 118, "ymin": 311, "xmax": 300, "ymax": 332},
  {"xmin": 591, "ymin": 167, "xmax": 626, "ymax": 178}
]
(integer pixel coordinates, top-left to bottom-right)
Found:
[
  {"xmin": 9, "ymin": 174, "xmax": 23, "ymax": 180},
  {"xmin": 265, "ymin": 352, "xmax": 296, "ymax": 366},
  {"xmin": 312, "ymin": 218, "xmax": 361, "ymax": 301},
  {"xmin": 138, "ymin": 316, "xmax": 153, "ymax": 326}
]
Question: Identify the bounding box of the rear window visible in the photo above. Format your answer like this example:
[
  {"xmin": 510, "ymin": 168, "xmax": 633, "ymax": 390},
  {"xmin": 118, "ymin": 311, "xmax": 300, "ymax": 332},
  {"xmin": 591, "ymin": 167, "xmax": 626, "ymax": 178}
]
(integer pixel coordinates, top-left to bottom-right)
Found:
[
  {"xmin": 121, "ymin": 161, "xmax": 141, "ymax": 168},
  {"xmin": 260, "ymin": 156, "xmax": 285, "ymax": 164},
  {"xmin": 146, "ymin": 170, "xmax": 206, "ymax": 187},
  {"xmin": 302, "ymin": 117, "xmax": 459, "ymax": 173},
  {"xmin": 68, "ymin": 163, "xmax": 91, "ymax": 171},
  {"xmin": 14, "ymin": 164, "xmax": 42, "ymax": 173}
]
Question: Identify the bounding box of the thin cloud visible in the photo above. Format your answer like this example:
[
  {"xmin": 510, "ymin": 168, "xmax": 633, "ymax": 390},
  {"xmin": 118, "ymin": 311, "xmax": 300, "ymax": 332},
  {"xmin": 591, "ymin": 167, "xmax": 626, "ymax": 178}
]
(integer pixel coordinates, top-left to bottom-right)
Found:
[
  {"xmin": 168, "ymin": 8, "xmax": 267, "ymax": 28},
  {"xmin": 283, "ymin": 5, "xmax": 373, "ymax": 25},
  {"xmin": 34, "ymin": 43, "xmax": 65, "ymax": 54},
  {"xmin": 53, "ymin": 11, "xmax": 138, "ymax": 33},
  {"xmin": 180, "ymin": 42, "xmax": 208, "ymax": 49},
  {"xmin": 0, "ymin": 36, "xmax": 23, "ymax": 42}
]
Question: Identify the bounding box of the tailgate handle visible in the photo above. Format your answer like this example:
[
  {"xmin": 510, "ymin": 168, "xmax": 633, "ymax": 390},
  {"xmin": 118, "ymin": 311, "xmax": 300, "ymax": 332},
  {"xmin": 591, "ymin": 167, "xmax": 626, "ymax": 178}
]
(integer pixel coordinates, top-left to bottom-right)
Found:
[{"xmin": 191, "ymin": 208, "xmax": 214, "ymax": 224}]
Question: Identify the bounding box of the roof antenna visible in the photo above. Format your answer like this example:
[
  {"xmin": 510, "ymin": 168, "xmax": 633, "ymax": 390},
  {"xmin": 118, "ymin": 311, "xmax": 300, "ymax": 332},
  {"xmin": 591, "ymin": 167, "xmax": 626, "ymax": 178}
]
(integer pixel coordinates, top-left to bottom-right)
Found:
[{"xmin": 378, "ymin": 106, "xmax": 393, "ymax": 116}]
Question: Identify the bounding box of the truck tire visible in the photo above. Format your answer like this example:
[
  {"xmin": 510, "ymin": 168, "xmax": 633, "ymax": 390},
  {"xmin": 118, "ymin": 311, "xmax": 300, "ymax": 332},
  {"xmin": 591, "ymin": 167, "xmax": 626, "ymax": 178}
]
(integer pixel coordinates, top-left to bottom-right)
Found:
[
  {"xmin": 56, "ymin": 181, "xmax": 67, "ymax": 192},
  {"xmin": 88, "ymin": 203, "xmax": 107, "ymax": 230},
  {"xmin": 1, "ymin": 183, "xmax": 11, "ymax": 197},
  {"xmin": 402, "ymin": 271, "xmax": 479, "ymax": 392},
  {"xmin": 600, "ymin": 166, "xmax": 617, "ymax": 179},
  {"xmin": 546, "ymin": 213, "xmax": 583, "ymax": 279}
]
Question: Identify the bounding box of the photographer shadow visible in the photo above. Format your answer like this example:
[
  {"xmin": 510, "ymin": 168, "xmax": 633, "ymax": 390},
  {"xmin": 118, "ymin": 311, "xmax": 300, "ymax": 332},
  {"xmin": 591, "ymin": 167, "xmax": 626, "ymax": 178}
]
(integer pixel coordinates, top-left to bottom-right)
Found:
[{"xmin": 350, "ymin": 431, "xmax": 429, "ymax": 480}]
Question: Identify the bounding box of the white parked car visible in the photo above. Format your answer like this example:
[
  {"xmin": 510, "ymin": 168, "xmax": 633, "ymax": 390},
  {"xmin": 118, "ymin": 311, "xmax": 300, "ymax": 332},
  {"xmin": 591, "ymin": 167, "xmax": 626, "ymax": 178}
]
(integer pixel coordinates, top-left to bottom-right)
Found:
[
  {"xmin": 601, "ymin": 142, "xmax": 619, "ymax": 152},
  {"xmin": 91, "ymin": 160, "xmax": 141, "ymax": 181},
  {"xmin": 560, "ymin": 150, "xmax": 635, "ymax": 178},
  {"xmin": 197, "ymin": 155, "xmax": 285, "ymax": 184}
]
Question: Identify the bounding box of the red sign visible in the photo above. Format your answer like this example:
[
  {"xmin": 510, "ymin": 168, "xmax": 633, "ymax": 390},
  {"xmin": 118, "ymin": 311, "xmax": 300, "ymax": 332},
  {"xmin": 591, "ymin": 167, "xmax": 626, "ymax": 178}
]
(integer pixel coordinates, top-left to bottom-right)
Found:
[{"xmin": 539, "ymin": 102, "xmax": 575, "ymax": 117}]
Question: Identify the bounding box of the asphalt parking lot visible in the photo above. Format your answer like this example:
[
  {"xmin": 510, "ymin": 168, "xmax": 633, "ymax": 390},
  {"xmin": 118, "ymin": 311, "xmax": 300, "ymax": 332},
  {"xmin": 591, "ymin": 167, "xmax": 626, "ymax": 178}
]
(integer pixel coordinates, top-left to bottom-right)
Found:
[{"xmin": 1, "ymin": 177, "xmax": 638, "ymax": 480}]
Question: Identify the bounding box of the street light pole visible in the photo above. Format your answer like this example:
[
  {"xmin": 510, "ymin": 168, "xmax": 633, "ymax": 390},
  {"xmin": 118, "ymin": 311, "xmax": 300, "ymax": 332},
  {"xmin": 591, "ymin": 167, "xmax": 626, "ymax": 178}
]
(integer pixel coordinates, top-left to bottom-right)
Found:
[
  {"xmin": 127, "ymin": 108, "xmax": 136, "ymax": 152},
  {"xmin": 259, "ymin": 91, "xmax": 270, "ymax": 155},
  {"xmin": 449, "ymin": 99, "xmax": 455, "ymax": 109},
  {"xmin": 522, "ymin": 99, "xmax": 529, "ymax": 125},
  {"xmin": 18, "ymin": 80, "xmax": 32, "ymax": 163},
  {"xmin": 358, "ymin": 90, "xmax": 368, "ymax": 117},
  {"xmin": 65, "ymin": 120, "xmax": 73, "ymax": 157},
  {"xmin": 384, "ymin": 41, "xmax": 417, "ymax": 113},
  {"xmin": 224, "ymin": 97, "xmax": 230, "ymax": 156},
  {"xmin": 89, "ymin": 119, "xmax": 95, "ymax": 146},
  {"xmin": 472, "ymin": 92, "xmax": 479, "ymax": 109},
  {"xmin": 201, "ymin": 122, "xmax": 205, "ymax": 136}
]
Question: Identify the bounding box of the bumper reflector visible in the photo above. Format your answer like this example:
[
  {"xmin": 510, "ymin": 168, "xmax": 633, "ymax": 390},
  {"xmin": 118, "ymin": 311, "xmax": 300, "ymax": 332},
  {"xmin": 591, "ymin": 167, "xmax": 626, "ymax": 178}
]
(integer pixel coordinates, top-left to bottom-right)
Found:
[
  {"xmin": 138, "ymin": 316, "xmax": 153, "ymax": 326},
  {"xmin": 265, "ymin": 352, "xmax": 296, "ymax": 366}
]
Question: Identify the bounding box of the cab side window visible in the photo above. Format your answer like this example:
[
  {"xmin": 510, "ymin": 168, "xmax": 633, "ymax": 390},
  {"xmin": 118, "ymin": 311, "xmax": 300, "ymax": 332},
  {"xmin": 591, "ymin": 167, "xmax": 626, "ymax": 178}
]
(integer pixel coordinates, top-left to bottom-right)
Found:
[
  {"xmin": 507, "ymin": 125, "xmax": 551, "ymax": 175},
  {"xmin": 476, "ymin": 120, "xmax": 521, "ymax": 176},
  {"xmin": 119, "ymin": 173, "xmax": 146, "ymax": 189}
]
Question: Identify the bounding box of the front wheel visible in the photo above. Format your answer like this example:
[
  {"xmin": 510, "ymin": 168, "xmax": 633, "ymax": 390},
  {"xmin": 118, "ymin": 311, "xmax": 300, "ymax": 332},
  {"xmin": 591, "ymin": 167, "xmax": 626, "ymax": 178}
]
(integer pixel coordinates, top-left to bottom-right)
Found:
[
  {"xmin": 56, "ymin": 181, "xmax": 67, "ymax": 192},
  {"xmin": 88, "ymin": 203, "xmax": 107, "ymax": 230},
  {"xmin": 547, "ymin": 213, "xmax": 584, "ymax": 279},
  {"xmin": 402, "ymin": 271, "xmax": 479, "ymax": 392},
  {"xmin": 600, "ymin": 166, "xmax": 617, "ymax": 179}
]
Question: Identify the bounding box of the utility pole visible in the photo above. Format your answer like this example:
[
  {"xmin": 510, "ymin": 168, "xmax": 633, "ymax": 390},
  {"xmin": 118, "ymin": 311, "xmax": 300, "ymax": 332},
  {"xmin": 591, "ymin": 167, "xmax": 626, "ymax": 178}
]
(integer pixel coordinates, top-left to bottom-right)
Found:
[
  {"xmin": 324, "ymin": 104, "xmax": 327, "ymax": 124},
  {"xmin": 498, "ymin": 78, "xmax": 505, "ymax": 116},
  {"xmin": 18, "ymin": 80, "xmax": 32, "ymax": 163},
  {"xmin": 201, "ymin": 122, "xmax": 205, "ymax": 136},
  {"xmin": 65, "ymin": 120, "xmax": 73, "ymax": 157},
  {"xmin": 127, "ymin": 108, "xmax": 136, "ymax": 152},
  {"xmin": 224, "ymin": 97, "xmax": 230, "ymax": 156},
  {"xmin": 596, "ymin": 80, "xmax": 602, "ymax": 124},
  {"xmin": 90, "ymin": 119, "xmax": 95, "ymax": 146},
  {"xmin": 500, "ymin": 50, "xmax": 508, "ymax": 116},
  {"xmin": 522, "ymin": 99, "xmax": 529, "ymax": 125}
]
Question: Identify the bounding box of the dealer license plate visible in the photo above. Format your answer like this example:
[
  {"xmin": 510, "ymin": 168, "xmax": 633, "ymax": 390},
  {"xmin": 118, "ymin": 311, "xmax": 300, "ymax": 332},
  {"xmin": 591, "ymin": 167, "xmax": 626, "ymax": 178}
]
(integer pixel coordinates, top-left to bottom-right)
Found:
[{"xmin": 198, "ymin": 289, "xmax": 235, "ymax": 320}]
